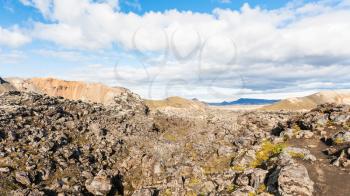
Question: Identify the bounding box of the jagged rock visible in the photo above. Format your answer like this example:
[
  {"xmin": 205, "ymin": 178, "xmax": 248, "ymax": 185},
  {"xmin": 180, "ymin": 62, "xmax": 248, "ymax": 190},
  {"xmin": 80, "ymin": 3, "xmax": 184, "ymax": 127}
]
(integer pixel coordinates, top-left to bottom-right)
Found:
[
  {"xmin": 85, "ymin": 171, "xmax": 112, "ymax": 195},
  {"xmin": 235, "ymin": 168, "xmax": 268, "ymax": 190},
  {"xmin": 268, "ymin": 163, "xmax": 314, "ymax": 196},
  {"xmin": 282, "ymin": 147, "xmax": 316, "ymax": 162},
  {"xmin": 11, "ymin": 189, "xmax": 44, "ymax": 196},
  {"xmin": 132, "ymin": 188, "xmax": 159, "ymax": 196},
  {"xmin": 231, "ymin": 149, "xmax": 257, "ymax": 168},
  {"xmin": 332, "ymin": 131, "xmax": 350, "ymax": 145},
  {"xmin": 0, "ymin": 167, "xmax": 10, "ymax": 174},
  {"xmin": 199, "ymin": 181, "xmax": 216, "ymax": 194},
  {"xmin": 0, "ymin": 88, "xmax": 349, "ymax": 195},
  {"xmin": 298, "ymin": 130, "xmax": 314, "ymax": 139},
  {"xmin": 330, "ymin": 113, "xmax": 350, "ymax": 123},
  {"xmin": 280, "ymin": 128, "xmax": 294, "ymax": 139},
  {"xmin": 231, "ymin": 185, "xmax": 256, "ymax": 196},
  {"xmin": 332, "ymin": 150, "xmax": 350, "ymax": 167},
  {"xmin": 15, "ymin": 171, "xmax": 32, "ymax": 186},
  {"xmin": 0, "ymin": 77, "xmax": 7, "ymax": 84}
]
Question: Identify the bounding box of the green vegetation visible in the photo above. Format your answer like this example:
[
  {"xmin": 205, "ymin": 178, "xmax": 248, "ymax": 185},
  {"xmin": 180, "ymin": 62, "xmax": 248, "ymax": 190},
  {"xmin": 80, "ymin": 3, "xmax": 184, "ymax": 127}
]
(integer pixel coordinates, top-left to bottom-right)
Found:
[
  {"xmin": 248, "ymin": 192, "xmax": 256, "ymax": 196},
  {"xmin": 292, "ymin": 124, "xmax": 301, "ymax": 135},
  {"xmin": 257, "ymin": 184, "xmax": 267, "ymax": 194},
  {"xmin": 163, "ymin": 188, "xmax": 172, "ymax": 196},
  {"xmin": 327, "ymin": 120, "xmax": 336, "ymax": 127},
  {"xmin": 288, "ymin": 151, "xmax": 305, "ymax": 159},
  {"xmin": 231, "ymin": 164, "xmax": 246, "ymax": 172},
  {"xmin": 185, "ymin": 191, "xmax": 197, "ymax": 196},
  {"xmin": 163, "ymin": 132, "xmax": 177, "ymax": 142},
  {"xmin": 188, "ymin": 178, "xmax": 201, "ymax": 186},
  {"xmin": 226, "ymin": 184, "xmax": 237, "ymax": 193},
  {"xmin": 250, "ymin": 141, "xmax": 286, "ymax": 168},
  {"xmin": 334, "ymin": 137, "xmax": 344, "ymax": 145}
]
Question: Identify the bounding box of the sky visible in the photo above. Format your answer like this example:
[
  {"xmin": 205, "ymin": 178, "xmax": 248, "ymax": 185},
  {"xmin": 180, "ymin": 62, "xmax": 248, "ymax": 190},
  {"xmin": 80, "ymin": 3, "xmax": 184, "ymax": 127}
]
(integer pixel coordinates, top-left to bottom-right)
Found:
[{"xmin": 0, "ymin": 0, "xmax": 350, "ymax": 102}]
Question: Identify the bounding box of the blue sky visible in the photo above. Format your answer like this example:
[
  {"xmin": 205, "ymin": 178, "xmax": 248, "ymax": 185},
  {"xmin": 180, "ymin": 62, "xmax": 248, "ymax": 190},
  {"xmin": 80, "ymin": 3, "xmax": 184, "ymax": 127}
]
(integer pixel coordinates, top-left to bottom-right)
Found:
[{"xmin": 0, "ymin": 0, "xmax": 350, "ymax": 101}]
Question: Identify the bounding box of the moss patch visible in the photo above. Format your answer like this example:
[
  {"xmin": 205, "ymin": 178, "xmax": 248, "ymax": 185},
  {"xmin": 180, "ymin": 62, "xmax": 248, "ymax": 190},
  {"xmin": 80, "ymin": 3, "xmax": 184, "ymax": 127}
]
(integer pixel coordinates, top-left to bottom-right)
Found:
[
  {"xmin": 257, "ymin": 184, "xmax": 267, "ymax": 194},
  {"xmin": 163, "ymin": 132, "xmax": 177, "ymax": 142},
  {"xmin": 288, "ymin": 151, "xmax": 305, "ymax": 159},
  {"xmin": 250, "ymin": 141, "xmax": 286, "ymax": 168},
  {"xmin": 226, "ymin": 184, "xmax": 237, "ymax": 193},
  {"xmin": 188, "ymin": 177, "xmax": 201, "ymax": 186},
  {"xmin": 334, "ymin": 137, "xmax": 344, "ymax": 145},
  {"xmin": 292, "ymin": 125, "xmax": 301, "ymax": 135},
  {"xmin": 231, "ymin": 164, "xmax": 246, "ymax": 172}
]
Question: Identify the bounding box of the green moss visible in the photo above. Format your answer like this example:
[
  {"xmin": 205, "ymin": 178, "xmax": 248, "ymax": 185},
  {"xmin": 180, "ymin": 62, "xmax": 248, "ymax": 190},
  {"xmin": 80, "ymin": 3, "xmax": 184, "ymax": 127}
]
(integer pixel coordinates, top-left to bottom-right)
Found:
[
  {"xmin": 257, "ymin": 184, "xmax": 267, "ymax": 194},
  {"xmin": 327, "ymin": 120, "xmax": 335, "ymax": 127},
  {"xmin": 344, "ymin": 123, "xmax": 350, "ymax": 130},
  {"xmin": 292, "ymin": 125, "xmax": 301, "ymax": 135},
  {"xmin": 250, "ymin": 141, "xmax": 286, "ymax": 168},
  {"xmin": 185, "ymin": 191, "xmax": 196, "ymax": 196},
  {"xmin": 231, "ymin": 164, "xmax": 246, "ymax": 172},
  {"xmin": 288, "ymin": 151, "xmax": 305, "ymax": 159},
  {"xmin": 248, "ymin": 192, "xmax": 256, "ymax": 196},
  {"xmin": 189, "ymin": 178, "xmax": 201, "ymax": 186},
  {"xmin": 334, "ymin": 137, "xmax": 344, "ymax": 145},
  {"xmin": 226, "ymin": 184, "xmax": 237, "ymax": 193},
  {"xmin": 163, "ymin": 132, "xmax": 177, "ymax": 142},
  {"xmin": 163, "ymin": 188, "xmax": 172, "ymax": 196}
]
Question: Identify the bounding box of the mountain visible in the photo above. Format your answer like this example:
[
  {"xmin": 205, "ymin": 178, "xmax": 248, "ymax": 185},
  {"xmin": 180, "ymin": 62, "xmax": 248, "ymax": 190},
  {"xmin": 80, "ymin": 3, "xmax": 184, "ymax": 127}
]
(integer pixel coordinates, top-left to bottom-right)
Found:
[
  {"xmin": 0, "ymin": 77, "xmax": 16, "ymax": 94},
  {"xmin": 1, "ymin": 77, "xmax": 206, "ymax": 110},
  {"xmin": 2, "ymin": 77, "xmax": 131, "ymax": 105},
  {"xmin": 209, "ymin": 98, "xmax": 280, "ymax": 106},
  {"xmin": 262, "ymin": 91, "xmax": 350, "ymax": 111},
  {"xmin": 145, "ymin": 96, "xmax": 207, "ymax": 110}
]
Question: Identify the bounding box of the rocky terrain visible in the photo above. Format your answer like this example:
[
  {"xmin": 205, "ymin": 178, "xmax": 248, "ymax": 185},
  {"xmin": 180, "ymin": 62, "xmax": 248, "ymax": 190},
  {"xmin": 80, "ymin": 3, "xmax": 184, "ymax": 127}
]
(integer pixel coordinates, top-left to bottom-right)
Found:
[{"xmin": 1, "ymin": 78, "xmax": 350, "ymax": 196}]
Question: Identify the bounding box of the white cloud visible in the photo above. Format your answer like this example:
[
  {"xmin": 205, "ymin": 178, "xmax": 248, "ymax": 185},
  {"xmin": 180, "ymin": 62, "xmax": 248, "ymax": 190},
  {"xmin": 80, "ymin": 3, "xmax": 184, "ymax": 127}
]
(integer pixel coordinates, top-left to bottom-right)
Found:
[
  {"xmin": 17, "ymin": 0, "xmax": 350, "ymax": 101},
  {"xmin": 0, "ymin": 50, "xmax": 26, "ymax": 64},
  {"xmin": 0, "ymin": 27, "xmax": 31, "ymax": 48}
]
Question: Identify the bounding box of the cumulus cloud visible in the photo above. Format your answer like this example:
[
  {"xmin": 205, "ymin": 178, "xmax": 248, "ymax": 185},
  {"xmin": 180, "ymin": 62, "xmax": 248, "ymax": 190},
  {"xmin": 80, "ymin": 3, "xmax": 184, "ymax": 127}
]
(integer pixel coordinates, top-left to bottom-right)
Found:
[
  {"xmin": 0, "ymin": 49, "xmax": 26, "ymax": 64},
  {"xmin": 18, "ymin": 0, "xmax": 350, "ymax": 101},
  {"xmin": 0, "ymin": 27, "xmax": 31, "ymax": 48}
]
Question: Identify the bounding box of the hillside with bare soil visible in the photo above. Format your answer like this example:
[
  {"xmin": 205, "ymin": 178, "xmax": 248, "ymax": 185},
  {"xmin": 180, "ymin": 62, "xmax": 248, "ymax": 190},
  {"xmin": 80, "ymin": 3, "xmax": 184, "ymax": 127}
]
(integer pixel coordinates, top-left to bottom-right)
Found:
[
  {"xmin": 2, "ymin": 77, "xmax": 130, "ymax": 105},
  {"xmin": 262, "ymin": 91, "xmax": 350, "ymax": 111}
]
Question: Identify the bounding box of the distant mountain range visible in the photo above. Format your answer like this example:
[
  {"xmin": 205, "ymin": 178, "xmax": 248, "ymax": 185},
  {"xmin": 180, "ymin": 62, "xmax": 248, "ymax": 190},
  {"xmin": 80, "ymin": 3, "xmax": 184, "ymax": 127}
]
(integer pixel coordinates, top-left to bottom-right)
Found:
[{"xmin": 208, "ymin": 98, "xmax": 280, "ymax": 106}]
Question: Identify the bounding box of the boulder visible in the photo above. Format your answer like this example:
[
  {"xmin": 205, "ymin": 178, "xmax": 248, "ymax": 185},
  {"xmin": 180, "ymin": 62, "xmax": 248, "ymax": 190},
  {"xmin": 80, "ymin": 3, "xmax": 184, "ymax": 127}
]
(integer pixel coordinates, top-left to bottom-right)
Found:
[
  {"xmin": 85, "ymin": 171, "xmax": 112, "ymax": 195},
  {"xmin": 282, "ymin": 147, "xmax": 316, "ymax": 162},
  {"xmin": 332, "ymin": 131, "xmax": 350, "ymax": 145},
  {"xmin": 231, "ymin": 185, "xmax": 256, "ymax": 196},
  {"xmin": 15, "ymin": 171, "xmax": 32, "ymax": 187},
  {"xmin": 268, "ymin": 163, "xmax": 314, "ymax": 196},
  {"xmin": 132, "ymin": 188, "xmax": 159, "ymax": 196}
]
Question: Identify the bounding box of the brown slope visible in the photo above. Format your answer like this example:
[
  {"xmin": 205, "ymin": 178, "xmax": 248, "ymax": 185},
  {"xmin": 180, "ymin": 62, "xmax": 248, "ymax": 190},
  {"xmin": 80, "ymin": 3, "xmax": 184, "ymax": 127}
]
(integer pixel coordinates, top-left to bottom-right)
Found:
[
  {"xmin": 262, "ymin": 91, "xmax": 350, "ymax": 111},
  {"xmin": 3, "ymin": 77, "xmax": 130, "ymax": 105},
  {"xmin": 145, "ymin": 96, "xmax": 207, "ymax": 110}
]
